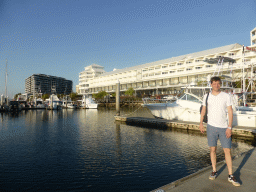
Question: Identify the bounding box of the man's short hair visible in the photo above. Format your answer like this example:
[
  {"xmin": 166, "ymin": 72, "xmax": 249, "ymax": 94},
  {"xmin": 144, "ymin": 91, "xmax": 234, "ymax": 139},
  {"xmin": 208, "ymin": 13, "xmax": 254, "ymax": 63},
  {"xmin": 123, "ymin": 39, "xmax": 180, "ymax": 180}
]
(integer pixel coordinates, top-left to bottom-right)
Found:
[{"xmin": 210, "ymin": 76, "xmax": 221, "ymax": 84}]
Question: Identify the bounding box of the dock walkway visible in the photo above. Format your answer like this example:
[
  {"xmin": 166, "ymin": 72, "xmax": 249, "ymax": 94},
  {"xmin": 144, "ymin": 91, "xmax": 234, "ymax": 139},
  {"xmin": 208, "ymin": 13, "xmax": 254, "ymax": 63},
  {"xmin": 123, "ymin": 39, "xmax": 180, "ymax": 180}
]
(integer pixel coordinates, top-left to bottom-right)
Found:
[
  {"xmin": 152, "ymin": 147, "xmax": 256, "ymax": 192},
  {"xmin": 114, "ymin": 116, "xmax": 256, "ymax": 139},
  {"xmin": 114, "ymin": 116, "xmax": 256, "ymax": 192}
]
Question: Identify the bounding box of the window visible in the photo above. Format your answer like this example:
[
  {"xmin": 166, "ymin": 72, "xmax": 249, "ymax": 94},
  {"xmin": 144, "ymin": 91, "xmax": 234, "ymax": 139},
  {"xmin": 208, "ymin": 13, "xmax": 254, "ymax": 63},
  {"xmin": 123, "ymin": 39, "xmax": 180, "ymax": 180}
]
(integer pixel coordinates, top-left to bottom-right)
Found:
[
  {"xmin": 186, "ymin": 68, "xmax": 192, "ymax": 71},
  {"xmin": 162, "ymin": 66, "xmax": 167, "ymax": 68},
  {"xmin": 195, "ymin": 67, "xmax": 202, "ymax": 70},
  {"xmin": 162, "ymin": 72, "xmax": 168, "ymax": 75},
  {"xmin": 195, "ymin": 59, "xmax": 201, "ymax": 62},
  {"xmin": 177, "ymin": 70, "xmax": 183, "ymax": 72},
  {"xmin": 206, "ymin": 65, "xmax": 212, "ymax": 68},
  {"xmin": 186, "ymin": 61, "xmax": 192, "ymax": 64},
  {"xmin": 177, "ymin": 63, "xmax": 183, "ymax": 66},
  {"xmin": 155, "ymin": 72, "xmax": 161, "ymax": 75},
  {"xmin": 169, "ymin": 71, "xmax": 175, "ymax": 73}
]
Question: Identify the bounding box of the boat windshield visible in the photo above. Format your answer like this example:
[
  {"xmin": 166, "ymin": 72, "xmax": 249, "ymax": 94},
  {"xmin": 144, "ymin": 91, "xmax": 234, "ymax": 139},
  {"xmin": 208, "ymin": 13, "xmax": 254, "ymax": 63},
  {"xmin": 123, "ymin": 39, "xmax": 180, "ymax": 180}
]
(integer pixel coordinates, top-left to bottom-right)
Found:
[{"xmin": 179, "ymin": 93, "xmax": 202, "ymax": 103}]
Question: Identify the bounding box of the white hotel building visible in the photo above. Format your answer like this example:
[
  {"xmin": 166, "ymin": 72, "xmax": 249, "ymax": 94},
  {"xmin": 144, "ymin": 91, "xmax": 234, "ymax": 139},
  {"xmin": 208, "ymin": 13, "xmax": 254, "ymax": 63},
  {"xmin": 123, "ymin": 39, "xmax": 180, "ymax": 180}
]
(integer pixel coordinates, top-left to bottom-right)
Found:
[{"xmin": 78, "ymin": 28, "xmax": 256, "ymax": 96}]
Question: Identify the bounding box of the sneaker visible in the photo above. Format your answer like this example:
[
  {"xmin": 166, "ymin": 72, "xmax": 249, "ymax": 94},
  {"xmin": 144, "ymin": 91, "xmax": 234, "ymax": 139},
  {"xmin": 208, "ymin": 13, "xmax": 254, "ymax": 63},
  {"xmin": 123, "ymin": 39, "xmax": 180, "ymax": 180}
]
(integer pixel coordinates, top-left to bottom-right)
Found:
[
  {"xmin": 228, "ymin": 175, "xmax": 241, "ymax": 186},
  {"xmin": 209, "ymin": 171, "xmax": 218, "ymax": 180}
]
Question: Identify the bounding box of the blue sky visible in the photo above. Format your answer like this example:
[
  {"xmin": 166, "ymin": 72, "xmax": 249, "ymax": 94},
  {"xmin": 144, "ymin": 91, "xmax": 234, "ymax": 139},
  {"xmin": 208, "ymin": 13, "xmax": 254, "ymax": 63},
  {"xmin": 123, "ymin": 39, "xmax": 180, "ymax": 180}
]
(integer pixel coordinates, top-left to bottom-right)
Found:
[{"xmin": 1, "ymin": 0, "xmax": 256, "ymax": 98}]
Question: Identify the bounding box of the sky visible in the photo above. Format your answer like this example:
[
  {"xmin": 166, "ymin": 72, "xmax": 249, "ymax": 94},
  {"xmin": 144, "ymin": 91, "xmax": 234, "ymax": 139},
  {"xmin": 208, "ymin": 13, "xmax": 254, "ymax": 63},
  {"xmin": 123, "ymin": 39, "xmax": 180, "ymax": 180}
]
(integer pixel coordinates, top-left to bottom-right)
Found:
[{"xmin": 1, "ymin": 0, "xmax": 256, "ymax": 98}]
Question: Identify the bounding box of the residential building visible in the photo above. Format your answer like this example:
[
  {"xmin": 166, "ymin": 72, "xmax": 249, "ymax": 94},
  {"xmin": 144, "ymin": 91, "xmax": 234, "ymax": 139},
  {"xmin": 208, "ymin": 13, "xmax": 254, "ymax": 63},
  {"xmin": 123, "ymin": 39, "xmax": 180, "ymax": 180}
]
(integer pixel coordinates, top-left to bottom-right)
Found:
[
  {"xmin": 25, "ymin": 74, "xmax": 72, "ymax": 95},
  {"xmin": 79, "ymin": 64, "xmax": 105, "ymax": 94},
  {"xmin": 251, "ymin": 27, "xmax": 256, "ymax": 46},
  {"xmin": 79, "ymin": 28, "xmax": 256, "ymax": 97}
]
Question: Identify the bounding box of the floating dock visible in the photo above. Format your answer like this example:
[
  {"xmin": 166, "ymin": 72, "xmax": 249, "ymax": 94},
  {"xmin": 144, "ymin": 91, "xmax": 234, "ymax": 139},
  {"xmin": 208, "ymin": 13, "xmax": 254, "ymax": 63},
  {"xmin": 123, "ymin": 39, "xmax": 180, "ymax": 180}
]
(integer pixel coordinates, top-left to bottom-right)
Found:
[{"xmin": 114, "ymin": 116, "xmax": 256, "ymax": 139}]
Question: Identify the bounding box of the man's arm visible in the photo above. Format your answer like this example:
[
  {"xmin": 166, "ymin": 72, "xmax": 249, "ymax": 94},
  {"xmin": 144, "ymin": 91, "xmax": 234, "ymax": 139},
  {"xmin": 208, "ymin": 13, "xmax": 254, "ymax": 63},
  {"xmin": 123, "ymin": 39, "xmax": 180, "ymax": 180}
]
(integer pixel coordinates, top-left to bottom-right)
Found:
[
  {"xmin": 226, "ymin": 105, "xmax": 233, "ymax": 138},
  {"xmin": 199, "ymin": 105, "xmax": 206, "ymax": 133}
]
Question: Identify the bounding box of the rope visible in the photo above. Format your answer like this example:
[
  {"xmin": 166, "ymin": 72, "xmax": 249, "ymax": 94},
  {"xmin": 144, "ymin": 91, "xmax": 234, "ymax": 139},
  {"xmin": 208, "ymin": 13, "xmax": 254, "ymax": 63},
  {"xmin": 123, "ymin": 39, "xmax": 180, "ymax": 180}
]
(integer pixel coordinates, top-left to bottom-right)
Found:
[{"xmin": 122, "ymin": 104, "xmax": 144, "ymax": 116}]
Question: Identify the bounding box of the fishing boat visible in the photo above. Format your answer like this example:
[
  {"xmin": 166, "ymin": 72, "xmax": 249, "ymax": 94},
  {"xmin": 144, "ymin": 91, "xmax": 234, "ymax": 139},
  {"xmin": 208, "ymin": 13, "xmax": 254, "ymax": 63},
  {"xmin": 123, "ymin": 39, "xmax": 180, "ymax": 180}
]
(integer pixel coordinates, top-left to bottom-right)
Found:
[
  {"xmin": 143, "ymin": 56, "xmax": 256, "ymax": 127},
  {"xmin": 81, "ymin": 95, "xmax": 98, "ymax": 109}
]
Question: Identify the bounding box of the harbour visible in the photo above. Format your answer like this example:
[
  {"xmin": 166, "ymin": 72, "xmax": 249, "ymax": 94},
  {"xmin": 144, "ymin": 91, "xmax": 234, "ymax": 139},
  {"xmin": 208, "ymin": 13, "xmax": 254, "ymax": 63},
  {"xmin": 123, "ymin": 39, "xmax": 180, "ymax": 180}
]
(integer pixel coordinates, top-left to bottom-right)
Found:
[{"xmin": 0, "ymin": 107, "xmax": 254, "ymax": 192}]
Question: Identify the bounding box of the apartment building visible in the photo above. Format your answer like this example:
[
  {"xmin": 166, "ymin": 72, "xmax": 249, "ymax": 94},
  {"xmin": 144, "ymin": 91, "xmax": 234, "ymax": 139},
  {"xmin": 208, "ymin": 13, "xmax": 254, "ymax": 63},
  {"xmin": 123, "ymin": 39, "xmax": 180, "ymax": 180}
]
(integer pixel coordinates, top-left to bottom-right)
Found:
[
  {"xmin": 25, "ymin": 74, "xmax": 73, "ymax": 95},
  {"xmin": 79, "ymin": 64, "xmax": 105, "ymax": 94},
  {"xmin": 79, "ymin": 28, "xmax": 256, "ymax": 97}
]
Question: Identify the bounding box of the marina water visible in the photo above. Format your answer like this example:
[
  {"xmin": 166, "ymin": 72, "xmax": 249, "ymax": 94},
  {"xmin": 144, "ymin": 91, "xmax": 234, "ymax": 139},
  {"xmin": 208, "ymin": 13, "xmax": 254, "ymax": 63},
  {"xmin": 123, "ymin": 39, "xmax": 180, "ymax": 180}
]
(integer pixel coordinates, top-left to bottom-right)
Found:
[{"xmin": 0, "ymin": 107, "xmax": 254, "ymax": 192}]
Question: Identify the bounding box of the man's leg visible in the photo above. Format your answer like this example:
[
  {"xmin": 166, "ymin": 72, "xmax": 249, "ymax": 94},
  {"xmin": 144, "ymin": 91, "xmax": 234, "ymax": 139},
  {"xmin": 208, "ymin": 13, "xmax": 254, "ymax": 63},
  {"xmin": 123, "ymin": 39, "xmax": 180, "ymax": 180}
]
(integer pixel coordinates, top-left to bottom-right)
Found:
[
  {"xmin": 210, "ymin": 146, "xmax": 217, "ymax": 171},
  {"xmin": 223, "ymin": 148, "xmax": 232, "ymax": 175}
]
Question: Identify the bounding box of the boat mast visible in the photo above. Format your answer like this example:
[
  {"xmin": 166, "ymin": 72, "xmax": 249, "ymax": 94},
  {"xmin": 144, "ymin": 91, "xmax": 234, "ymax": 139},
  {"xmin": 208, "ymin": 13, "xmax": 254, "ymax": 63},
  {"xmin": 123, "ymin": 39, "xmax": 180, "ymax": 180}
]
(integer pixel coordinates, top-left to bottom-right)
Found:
[
  {"xmin": 5, "ymin": 59, "xmax": 8, "ymax": 97},
  {"xmin": 242, "ymin": 45, "xmax": 246, "ymax": 106}
]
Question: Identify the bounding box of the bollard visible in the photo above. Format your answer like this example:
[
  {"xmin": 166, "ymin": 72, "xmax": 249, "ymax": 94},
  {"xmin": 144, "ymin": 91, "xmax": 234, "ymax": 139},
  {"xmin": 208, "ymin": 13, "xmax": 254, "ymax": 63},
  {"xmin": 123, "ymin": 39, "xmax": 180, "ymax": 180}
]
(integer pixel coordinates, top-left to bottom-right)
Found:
[
  {"xmin": 0, "ymin": 95, "xmax": 4, "ymax": 106},
  {"xmin": 50, "ymin": 95, "xmax": 53, "ymax": 109},
  {"xmin": 35, "ymin": 97, "xmax": 37, "ymax": 108},
  {"xmin": 6, "ymin": 96, "xmax": 9, "ymax": 106},
  {"xmin": 116, "ymin": 79, "xmax": 120, "ymax": 116}
]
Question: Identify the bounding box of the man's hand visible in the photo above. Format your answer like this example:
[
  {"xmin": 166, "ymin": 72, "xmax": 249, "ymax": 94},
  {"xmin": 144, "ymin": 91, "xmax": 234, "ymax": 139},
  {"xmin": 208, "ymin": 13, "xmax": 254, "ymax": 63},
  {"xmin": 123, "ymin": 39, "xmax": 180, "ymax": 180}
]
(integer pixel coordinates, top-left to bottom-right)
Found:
[
  {"xmin": 199, "ymin": 123, "xmax": 205, "ymax": 133},
  {"xmin": 226, "ymin": 128, "xmax": 232, "ymax": 138}
]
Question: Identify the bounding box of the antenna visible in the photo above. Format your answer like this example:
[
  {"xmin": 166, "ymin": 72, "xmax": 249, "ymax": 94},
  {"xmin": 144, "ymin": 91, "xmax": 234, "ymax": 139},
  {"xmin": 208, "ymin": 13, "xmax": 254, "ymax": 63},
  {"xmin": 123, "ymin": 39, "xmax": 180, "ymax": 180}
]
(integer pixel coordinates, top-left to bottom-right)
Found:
[{"xmin": 5, "ymin": 59, "xmax": 8, "ymax": 97}]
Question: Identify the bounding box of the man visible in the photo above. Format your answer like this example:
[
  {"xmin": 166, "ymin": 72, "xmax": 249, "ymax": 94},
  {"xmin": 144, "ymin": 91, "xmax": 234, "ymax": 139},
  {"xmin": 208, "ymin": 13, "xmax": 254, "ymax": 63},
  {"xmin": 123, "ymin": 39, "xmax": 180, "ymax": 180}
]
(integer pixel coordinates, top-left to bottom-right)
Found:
[{"xmin": 199, "ymin": 76, "xmax": 240, "ymax": 187}]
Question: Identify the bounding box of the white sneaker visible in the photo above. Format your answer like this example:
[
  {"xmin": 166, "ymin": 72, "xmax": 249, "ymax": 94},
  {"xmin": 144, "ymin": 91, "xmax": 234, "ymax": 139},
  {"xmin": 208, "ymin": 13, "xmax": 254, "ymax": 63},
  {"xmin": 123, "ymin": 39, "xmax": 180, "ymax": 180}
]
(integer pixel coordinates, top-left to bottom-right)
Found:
[{"xmin": 228, "ymin": 175, "xmax": 240, "ymax": 186}]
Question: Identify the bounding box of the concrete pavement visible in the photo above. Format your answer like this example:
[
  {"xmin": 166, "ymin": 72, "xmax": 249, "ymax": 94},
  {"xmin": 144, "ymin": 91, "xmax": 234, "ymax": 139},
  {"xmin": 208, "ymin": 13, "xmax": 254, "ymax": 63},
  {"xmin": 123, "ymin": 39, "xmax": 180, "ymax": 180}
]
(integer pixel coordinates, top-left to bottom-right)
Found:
[{"xmin": 152, "ymin": 147, "xmax": 256, "ymax": 192}]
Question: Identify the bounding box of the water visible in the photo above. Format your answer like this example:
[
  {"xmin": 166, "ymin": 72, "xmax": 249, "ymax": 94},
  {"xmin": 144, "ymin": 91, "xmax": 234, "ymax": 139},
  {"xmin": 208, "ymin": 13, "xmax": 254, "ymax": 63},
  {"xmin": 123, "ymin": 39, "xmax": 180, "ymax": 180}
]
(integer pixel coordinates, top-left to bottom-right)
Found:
[{"xmin": 0, "ymin": 107, "xmax": 254, "ymax": 191}]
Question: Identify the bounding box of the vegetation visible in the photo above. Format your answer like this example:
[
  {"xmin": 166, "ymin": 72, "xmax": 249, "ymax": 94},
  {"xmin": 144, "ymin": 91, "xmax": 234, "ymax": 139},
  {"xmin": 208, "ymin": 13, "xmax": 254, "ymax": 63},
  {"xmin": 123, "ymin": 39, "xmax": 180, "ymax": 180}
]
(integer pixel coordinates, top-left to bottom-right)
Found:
[
  {"xmin": 111, "ymin": 93, "xmax": 116, "ymax": 97},
  {"xmin": 125, "ymin": 88, "xmax": 135, "ymax": 96},
  {"xmin": 92, "ymin": 91, "xmax": 108, "ymax": 99},
  {"xmin": 14, "ymin": 93, "xmax": 22, "ymax": 100},
  {"xmin": 42, "ymin": 94, "xmax": 50, "ymax": 100},
  {"xmin": 70, "ymin": 92, "xmax": 79, "ymax": 101}
]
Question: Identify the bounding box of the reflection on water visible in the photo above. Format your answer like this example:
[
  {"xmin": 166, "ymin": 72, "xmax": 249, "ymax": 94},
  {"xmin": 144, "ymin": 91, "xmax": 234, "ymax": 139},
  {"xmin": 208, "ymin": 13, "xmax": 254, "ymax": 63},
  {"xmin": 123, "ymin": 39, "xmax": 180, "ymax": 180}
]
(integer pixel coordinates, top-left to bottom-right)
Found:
[{"xmin": 0, "ymin": 107, "xmax": 254, "ymax": 192}]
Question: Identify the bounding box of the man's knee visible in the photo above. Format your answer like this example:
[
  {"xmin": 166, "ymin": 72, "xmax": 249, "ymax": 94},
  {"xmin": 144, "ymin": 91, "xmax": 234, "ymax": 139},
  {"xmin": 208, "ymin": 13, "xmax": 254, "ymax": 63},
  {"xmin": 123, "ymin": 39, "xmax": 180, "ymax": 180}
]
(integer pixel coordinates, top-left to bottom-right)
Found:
[
  {"xmin": 210, "ymin": 147, "xmax": 217, "ymax": 153},
  {"xmin": 223, "ymin": 148, "xmax": 231, "ymax": 154}
]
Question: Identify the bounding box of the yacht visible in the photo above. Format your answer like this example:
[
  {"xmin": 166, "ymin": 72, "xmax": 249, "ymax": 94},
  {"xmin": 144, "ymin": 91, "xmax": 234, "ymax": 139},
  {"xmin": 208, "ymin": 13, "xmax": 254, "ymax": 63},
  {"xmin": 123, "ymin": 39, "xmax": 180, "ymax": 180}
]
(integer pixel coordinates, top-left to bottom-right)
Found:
[
  {"xmin": 143, "ymin": 57, "xmax": 256, "ymax": 127},
  {"xmin": 81, "ymin": 96, "xmax": 98, "ymax": 109}
]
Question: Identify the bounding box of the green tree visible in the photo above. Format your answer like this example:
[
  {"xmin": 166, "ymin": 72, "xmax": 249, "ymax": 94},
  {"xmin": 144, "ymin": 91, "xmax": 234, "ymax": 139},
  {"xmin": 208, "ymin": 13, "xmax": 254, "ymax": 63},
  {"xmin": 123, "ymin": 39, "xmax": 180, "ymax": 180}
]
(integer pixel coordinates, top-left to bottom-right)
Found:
[
  {"xmin": 70, "ymin": 92, "xmax": 78, "ymax": 101},
  {"xmin": 111, "ymin": 93, "xmax": 116, "ymax": 97},
  {"xmin": 93, "ymin": 91, "xmax": 108, "ymax": 99},
  {"xmin": 42, "ymin": 94, "xmax": 50, "ymax": 101},
  {"xmin": 125, "ymin": 88, "xmax": 135, "ymax": 96},
  {"xmin": 14, "ymin": 93, "xmax": 22, "ymax": 100}
]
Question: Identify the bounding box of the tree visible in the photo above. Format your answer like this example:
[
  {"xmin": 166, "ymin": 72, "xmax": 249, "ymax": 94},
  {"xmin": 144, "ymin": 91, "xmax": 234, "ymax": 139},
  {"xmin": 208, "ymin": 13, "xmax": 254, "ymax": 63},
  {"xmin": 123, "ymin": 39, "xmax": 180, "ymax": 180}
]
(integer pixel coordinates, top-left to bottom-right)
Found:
[
  {"xmin": 111, "ymin": 93, "xmax": 116, "ymax": 97},
  {"xmin": 125, "ymin": 88, "xmax": 135, "ymax": 96},
  {"xmin": 42, "ymin": 94, "xmax": 50, "ymax": 101},
  {"xmin": 14, "ymin": 93, "xmax": 22, "ymax": 100},
  {"xmin": 70, "ymin": 92, "xmax": 78, "ymax": 101},
  {"xmin": 92, "ymin": 91, "xmax": 108, "ymax": 99}
]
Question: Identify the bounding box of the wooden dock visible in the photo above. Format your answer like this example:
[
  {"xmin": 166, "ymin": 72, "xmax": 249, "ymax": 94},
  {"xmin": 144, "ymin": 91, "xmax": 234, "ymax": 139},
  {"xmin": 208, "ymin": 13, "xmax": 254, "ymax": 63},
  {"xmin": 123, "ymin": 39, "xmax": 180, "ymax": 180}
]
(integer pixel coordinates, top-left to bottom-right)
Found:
[{"xmin": 114, "ymin": 116, "xmax": 256, "ymax": 139}]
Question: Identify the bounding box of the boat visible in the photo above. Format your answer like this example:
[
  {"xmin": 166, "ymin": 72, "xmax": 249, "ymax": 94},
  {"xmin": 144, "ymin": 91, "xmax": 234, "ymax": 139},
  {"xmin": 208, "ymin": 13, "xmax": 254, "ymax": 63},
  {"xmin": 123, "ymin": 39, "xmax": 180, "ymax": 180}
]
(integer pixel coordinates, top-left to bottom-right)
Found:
[
  {"xmin": 81, "ymin": 96, "xmax": 98, "ymax": 109},
  {"xmin": 143, "ymin": 57, "xmax": 256, "ymax": 127},
  {"xmin": 45, "ymin": 94, "xmax": 62, "ymax": 110},
  {"xmin": 67, "ymin": 103, "xmax": 77, "ymax": 109}
]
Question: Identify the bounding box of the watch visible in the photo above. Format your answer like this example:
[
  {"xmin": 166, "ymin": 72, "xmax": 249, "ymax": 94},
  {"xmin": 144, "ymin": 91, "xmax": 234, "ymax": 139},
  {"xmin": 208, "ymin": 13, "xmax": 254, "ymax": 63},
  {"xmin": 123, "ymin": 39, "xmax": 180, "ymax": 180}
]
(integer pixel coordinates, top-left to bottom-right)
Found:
[{"xmin": 227, "ymin": 127, "xmax": 232, "ymax": 130}]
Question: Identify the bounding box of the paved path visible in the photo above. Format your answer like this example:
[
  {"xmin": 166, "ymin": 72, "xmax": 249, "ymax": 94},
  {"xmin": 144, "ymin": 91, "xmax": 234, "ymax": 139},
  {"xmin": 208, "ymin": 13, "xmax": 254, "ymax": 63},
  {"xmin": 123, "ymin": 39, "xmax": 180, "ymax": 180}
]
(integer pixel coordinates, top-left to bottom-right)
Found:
[{"xmin": 152, "ymin": 147, "xmax": 256, "ymax": 192}]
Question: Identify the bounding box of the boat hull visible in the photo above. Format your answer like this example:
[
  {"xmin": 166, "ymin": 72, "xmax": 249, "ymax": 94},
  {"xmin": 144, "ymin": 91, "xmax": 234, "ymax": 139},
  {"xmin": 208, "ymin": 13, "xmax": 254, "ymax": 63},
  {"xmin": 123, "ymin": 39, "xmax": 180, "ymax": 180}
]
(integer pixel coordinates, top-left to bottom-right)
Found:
[{"xmin": 144, "ymin": 103, "xmax": 256, "ymax": 127}]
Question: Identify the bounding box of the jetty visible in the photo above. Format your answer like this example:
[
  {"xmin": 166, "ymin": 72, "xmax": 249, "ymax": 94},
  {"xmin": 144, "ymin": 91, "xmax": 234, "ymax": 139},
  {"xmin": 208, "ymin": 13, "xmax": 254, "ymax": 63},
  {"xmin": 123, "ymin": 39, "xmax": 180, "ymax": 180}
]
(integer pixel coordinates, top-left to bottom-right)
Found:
[
  {"xmin": 151, "ymin": 148, "xmax": 256, "ymax": 192},
  {"xmin": 114, "ymin": 116, "xmax": 256, "ymax": 139},
  {"xmin": 114, "ymin": 116, "xmax": 256, "ymax": 191}
]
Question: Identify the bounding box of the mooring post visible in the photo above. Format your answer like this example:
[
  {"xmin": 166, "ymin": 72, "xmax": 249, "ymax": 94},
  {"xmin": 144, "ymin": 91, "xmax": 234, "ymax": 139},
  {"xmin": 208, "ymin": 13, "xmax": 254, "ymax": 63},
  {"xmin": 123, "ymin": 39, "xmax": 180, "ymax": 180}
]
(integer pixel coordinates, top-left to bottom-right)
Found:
[
  {"xmin": 116, "ymin": 79, "xmax": 120, "ymax": 116},
  {"xmin": 50, "ymin": 95, "xmax": 53, "ymax": 110},
  {"xmin": 35, "ymin": 96, "xmax": 37, "ymax": 108},
  {"xmin": 0, "ymin": 95, "xmax": 3, "ymax": 106},
  {"xmin": 6, "ymin": 96, "xmax": 9, "ymax": 106}
]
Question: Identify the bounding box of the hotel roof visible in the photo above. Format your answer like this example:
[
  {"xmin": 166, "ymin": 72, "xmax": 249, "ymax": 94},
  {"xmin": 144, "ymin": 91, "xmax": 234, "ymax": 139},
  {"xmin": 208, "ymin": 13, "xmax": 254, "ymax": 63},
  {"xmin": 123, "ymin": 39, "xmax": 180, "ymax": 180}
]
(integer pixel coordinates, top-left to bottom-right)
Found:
[{"xmin": 100, "ymin": 43, "xmax": 242, "ymax": 77}]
